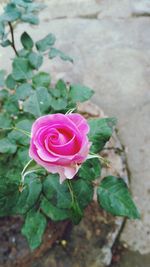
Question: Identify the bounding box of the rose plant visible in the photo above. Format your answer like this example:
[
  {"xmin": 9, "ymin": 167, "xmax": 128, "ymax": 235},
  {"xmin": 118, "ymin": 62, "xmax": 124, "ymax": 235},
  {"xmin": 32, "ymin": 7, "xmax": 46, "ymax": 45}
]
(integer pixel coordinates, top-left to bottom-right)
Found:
[{"xmin": 0, "ymin": 0, "xmax": 140, "ymax": 250}]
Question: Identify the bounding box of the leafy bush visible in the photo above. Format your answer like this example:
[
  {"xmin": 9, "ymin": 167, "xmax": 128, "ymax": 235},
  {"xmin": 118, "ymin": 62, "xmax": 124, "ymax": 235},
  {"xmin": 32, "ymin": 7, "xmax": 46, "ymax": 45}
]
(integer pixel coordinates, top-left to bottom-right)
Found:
[{"xmin": 0, "ymin": 0, "xmax": 140, "ymax": 250}]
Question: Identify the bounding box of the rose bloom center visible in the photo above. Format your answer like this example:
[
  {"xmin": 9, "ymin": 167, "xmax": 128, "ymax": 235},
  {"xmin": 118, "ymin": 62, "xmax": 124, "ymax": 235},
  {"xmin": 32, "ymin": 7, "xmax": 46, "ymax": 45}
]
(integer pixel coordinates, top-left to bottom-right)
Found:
[{"xmin": 42, "ymin": 126, "xmax": 81, "ymax": 156}]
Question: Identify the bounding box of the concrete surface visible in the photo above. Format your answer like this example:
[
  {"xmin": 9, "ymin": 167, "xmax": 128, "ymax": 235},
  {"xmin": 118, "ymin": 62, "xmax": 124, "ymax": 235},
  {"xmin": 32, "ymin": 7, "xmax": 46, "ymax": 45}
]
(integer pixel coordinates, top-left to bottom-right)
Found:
[{"xmin": 0, "ymin": 0, "xmax": 150, "ymax": 258}]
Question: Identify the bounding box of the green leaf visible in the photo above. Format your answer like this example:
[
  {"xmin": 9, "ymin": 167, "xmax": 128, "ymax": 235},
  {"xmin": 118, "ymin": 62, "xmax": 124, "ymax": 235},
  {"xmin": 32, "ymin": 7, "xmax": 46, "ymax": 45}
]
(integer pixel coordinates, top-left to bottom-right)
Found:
[
  {"xmin": 41, "ymin": 197, "xmax": 70, "ymax": 221},
  {"xmin": 0, "ymin": 3, "xmax": 21, "ymax": 22},
  {"xmin": 8, "ymin": 119, "xmax": 32, "ymax": 146},
  {"xmin": 78, "ymin": 158, "xmax": 101, "ymax": 181},
  {"xmin": 97, "ymin": 176, "xmax": 140, "ymax": 219},
  {"xmin": 28, "ymin": 52, "xmax": 43, "ymax": 70},
  {"xmin": 69, "ymin": 84, "xmax": 94, "ymax": 102},
  {"xmin": 5, "ymin": 74, "xmax": 17, "ymax": 89},
  {"xmin": 0, "ymin": 113, "xmax": 11, "ymax": 129},
  {"xmin": 0, "ymin": 70, "xmax": 5, "ymax": 87},
  {"xmin": 36, "ymin": 87, "xmax": 52, "ymax": 113},
  {"xmin": 12, "ymin": 57, "xmax": 33, "ymax": 81},
  {"xmin": 23, "ymin": 93, "xmax": 41, "ymax": 117},
  {"xmin": 13, "ymin": 175, "xmax": 42, "ymax": 214},
  {"xmin": 21, "ymin": 32, "xmax": 34, "ymax": 51},
  {"xmin": 18, "ymin": 48, "xmax": 30, "ymax": 57},
  {"xmin": 0, "ymin": 89, "xmax": 9, "ymax": 101},
  {"xmin": 50, "ymin": 88, "xmax": 61, "ymax": 98},
  {"xmin": 72, "ymin": 179, "xmax": 94, "ymax": 209},
  {"xmin": 21, "ymin": 210, "xmax": 47, "ymax": 250},
  {"xmin": 23, "ymin": 87, "xmax": 52, "ymax": 117},
  {"xmin": 70, "ymin": 198, "xmax": 83, "ymax": 224},
  {"xmin": 16, "ymin": 83, "xmax": 33, "ymax": 100},
  {"xmin": 3, "ymin": 95, "xmax": 18, "ymax": 115},
  {"xmin": 11, "ymin": 0, "xmax": 28, "ymax": 8},
  {"xmin": 55, "ymin": 79, "xmax": 68, "ymax": 97},
  {"xmin": 18, "ymin": 147, "xmax": 30, "ymax": 166},
  {"xmin": 51, "ymin": 98, "xmax": 67, "ymax": 111},
  {"xmin": 26, "ymin": 2, "xmax": 46, "ymax": 12},
  {"xmin": 36, "ymin": 33, "xmax": 56, "ymax": 52},
  {"xmin": 49, "ymin": 48, "xmax": 73, "ymax": 63},
  {"xmin": 42, "ymin": 174, "xmax": 72, "ymax": 209},
  {"xmin": 32, "ymin": 72, "xmax": 50, "ymax": 88},
  {"xmin": 15, "ymin": 118, "xmax": 32, "ymax": 133},
  {"xmin": 1, "ymin": 39, "xmax": 12, "ymax": 47},
  {"xmin": 49, "ymin": 80, "xmax": 68, "ymax": 109},
  {"xmin": 0, "ymin": 177, "xmax": 19, "ymax": 216},
  {"xmin": 21, "ymin": 13, "xmax": 39, "ymax": 25},
  {"xmin": 88, "ymin": 117, "xmax": 117, "ymax": 153},
  {"xmin": 0, "ymin": 21, "xmax": 5, "ymax": 39},
  {"xmin": 0, "ymin": 138, "xmax": 17, "ymax": 154}
]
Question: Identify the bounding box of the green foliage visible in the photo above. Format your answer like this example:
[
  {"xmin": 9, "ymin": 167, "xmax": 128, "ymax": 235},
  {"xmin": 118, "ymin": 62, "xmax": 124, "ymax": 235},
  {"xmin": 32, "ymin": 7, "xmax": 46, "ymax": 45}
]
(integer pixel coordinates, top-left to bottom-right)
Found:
[
  {"xmin": 3, "ymin": 94, "xmax": 18, "ymax": 115},
  {"xmin": 32, "ymin": 72, "xmax": 50, "ymax": 88},
  {"xmin": 28, "ymin": 52, "xmax": 43, "ymax": 70},
  {"xmin": 97, "ymin": 176, "xmax": 140, "ymax": 219},
  {"xmin": 36, "ymin": 33, "xmax": 56, "ymax": 52},
  {"xmin": 50, "ymin": 97, "xmax": 67, "ymax": 111},
  {"xmin": 78, "ymin": 158, "xmax": 101, "ymax": 181},
  {"xmin": 5, "ymin": 74, "xmax": 17, "ymax": 89},
  {"xmin": 69, "ymin": 84, "xmax": 94, "ymax": 102},
  {"xmin": 41, "ymin": 174, "xmax": 71, "ymax": 221},
  {"xmin": 16, "ymin": 83, "xmax": 33, "ymax": 100},
  {"xmin": 0, "ymin": 113, "xmax": 12, "ymax": 128},
  {"xmin": 8, "ymin": 119, "xmax": 32, "ymax": 146},
  {"xmin": 41, "ymin": 197, "xmax": 70, "ymax": 221},
  {"xmin": 13, "ymin": 175, "xmax": 42, "ymax": 215},
  {"xmin": 0, "ymin": 89, "xmax": 9, "ymax": 101},
  {"xmin": 1, "ymin": 39, "xmax": 12, "ymax": 47},
  {"xmin": 21, "ymin": 32, "xmax": 34, "ymax": 51},
  {"xmin": 0, "ymin": 0, "xmax": 45, "ymax": 28},
  {"xmin": 0, "ymin": 177, "xmax": 20, "ymax": 216},
  {"xmin": 49, "ymin": 47, "xmax": 73, "ymax": 63},
  {"xmin": 0, "ymin": 22, "xmax": 5, "ymax": 39},
  {"xmin": 88, "ymin": 117, "xmax": 117, "ymax": 153},
  {"xmin": 41, "ymin": 174, "xmax": 93, "ymax": 224},
  {"xmin": 0, "ymin": 0, "xmax": 140, "ymax": 252},
  {"xmin": 0, "ymin": 70, "xmax": 5, "ymax": 87},
  {"xmin": 23, "ymin": 87, "xmax": 52, "ymax": 117},
  {"xmin": 0, "ymin": 138, "xmax": 17, "ymax": 154},
  {"xmin": 18, "ymin": 147, "xmax": 30, "ymax": 165},
  {"xmin": 21, "ymin": 159, "xmax": 44, "ymax": 181},
  {"xmin": 21, "ymin": 13, "xmax": 39, "ymax": 25},
  {"xmin": 42, "ymin": 174, "xmax": 72, "ymax": 209},
  {"xmin": 0, "ymin": 3, "xmax": 21, "ymax": 22},
  {"xmin": 21, "ymin": 209, "xmax": 47, "ymax": 250},
  {"xmin": 72, "ymin": 179, "xmax": 94, "ymax": 209},
  {"xmin": 12, "ymin": 57, "xmax": 33, "ymax": 81}
]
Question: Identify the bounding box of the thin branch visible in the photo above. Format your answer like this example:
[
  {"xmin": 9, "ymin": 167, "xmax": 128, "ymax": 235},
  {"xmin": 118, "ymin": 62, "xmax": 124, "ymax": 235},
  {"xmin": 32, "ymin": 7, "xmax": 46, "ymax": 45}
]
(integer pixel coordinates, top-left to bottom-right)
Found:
[
  {"xmin": 67, "ymin": 180, "xmax": 74, "ymax": 204},
  {"xmin": 8, "ymin": 22, "xmax": 18, "ymax": 56}
]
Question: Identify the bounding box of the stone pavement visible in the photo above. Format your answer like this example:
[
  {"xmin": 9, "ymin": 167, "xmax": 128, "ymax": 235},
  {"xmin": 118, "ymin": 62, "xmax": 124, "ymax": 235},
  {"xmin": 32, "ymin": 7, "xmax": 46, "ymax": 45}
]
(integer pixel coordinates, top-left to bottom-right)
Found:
[{"xmin": 0, "ymin": 0, "xmax": 150, "ymax": 261}]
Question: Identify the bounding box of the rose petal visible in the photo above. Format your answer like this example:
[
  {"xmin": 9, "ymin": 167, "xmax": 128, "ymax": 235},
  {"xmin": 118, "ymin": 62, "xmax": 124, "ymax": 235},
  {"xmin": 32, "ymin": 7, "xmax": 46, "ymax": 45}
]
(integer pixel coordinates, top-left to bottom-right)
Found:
[{"xmin": 67, "ymin": 113, "xmax": 90, "ymax": 135}]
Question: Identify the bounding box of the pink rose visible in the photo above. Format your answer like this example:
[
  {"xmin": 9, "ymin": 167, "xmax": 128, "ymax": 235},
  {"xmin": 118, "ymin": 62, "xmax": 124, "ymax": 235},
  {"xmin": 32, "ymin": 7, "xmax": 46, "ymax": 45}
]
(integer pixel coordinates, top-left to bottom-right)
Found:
[{"xmin": 29, "ymin": 113, "xmax": 91, "ymax": 183}]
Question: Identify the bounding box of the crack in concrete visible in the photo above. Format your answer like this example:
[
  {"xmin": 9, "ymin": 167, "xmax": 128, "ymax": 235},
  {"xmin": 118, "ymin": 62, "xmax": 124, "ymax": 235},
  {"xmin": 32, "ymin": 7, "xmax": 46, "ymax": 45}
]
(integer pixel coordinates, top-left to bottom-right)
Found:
[{"xmin": 77, "ymin": 11, "xmax": 100, "ymax": 19}]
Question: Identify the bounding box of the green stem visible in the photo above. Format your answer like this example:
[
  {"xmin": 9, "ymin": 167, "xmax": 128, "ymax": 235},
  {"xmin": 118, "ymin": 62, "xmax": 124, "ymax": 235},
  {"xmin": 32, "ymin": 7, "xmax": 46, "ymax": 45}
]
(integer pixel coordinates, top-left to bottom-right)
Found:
[
  {"xmin": 0, "ymin": 127, "xmax": 31, "ymax": 137},
  {"xmin": 13, "ymin": 127, "xmax": 31, "ymax": 137},
  {"xmin": 87, "ymin": 153, "xmax": 110, "ymax": 167},
  {"xmin": 67, "ymin": 180, "xmax": 74, "ymax": 204},
  {"xmin": 0, "ymin": 127, "xmax": 12, "ymax": 131}
]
